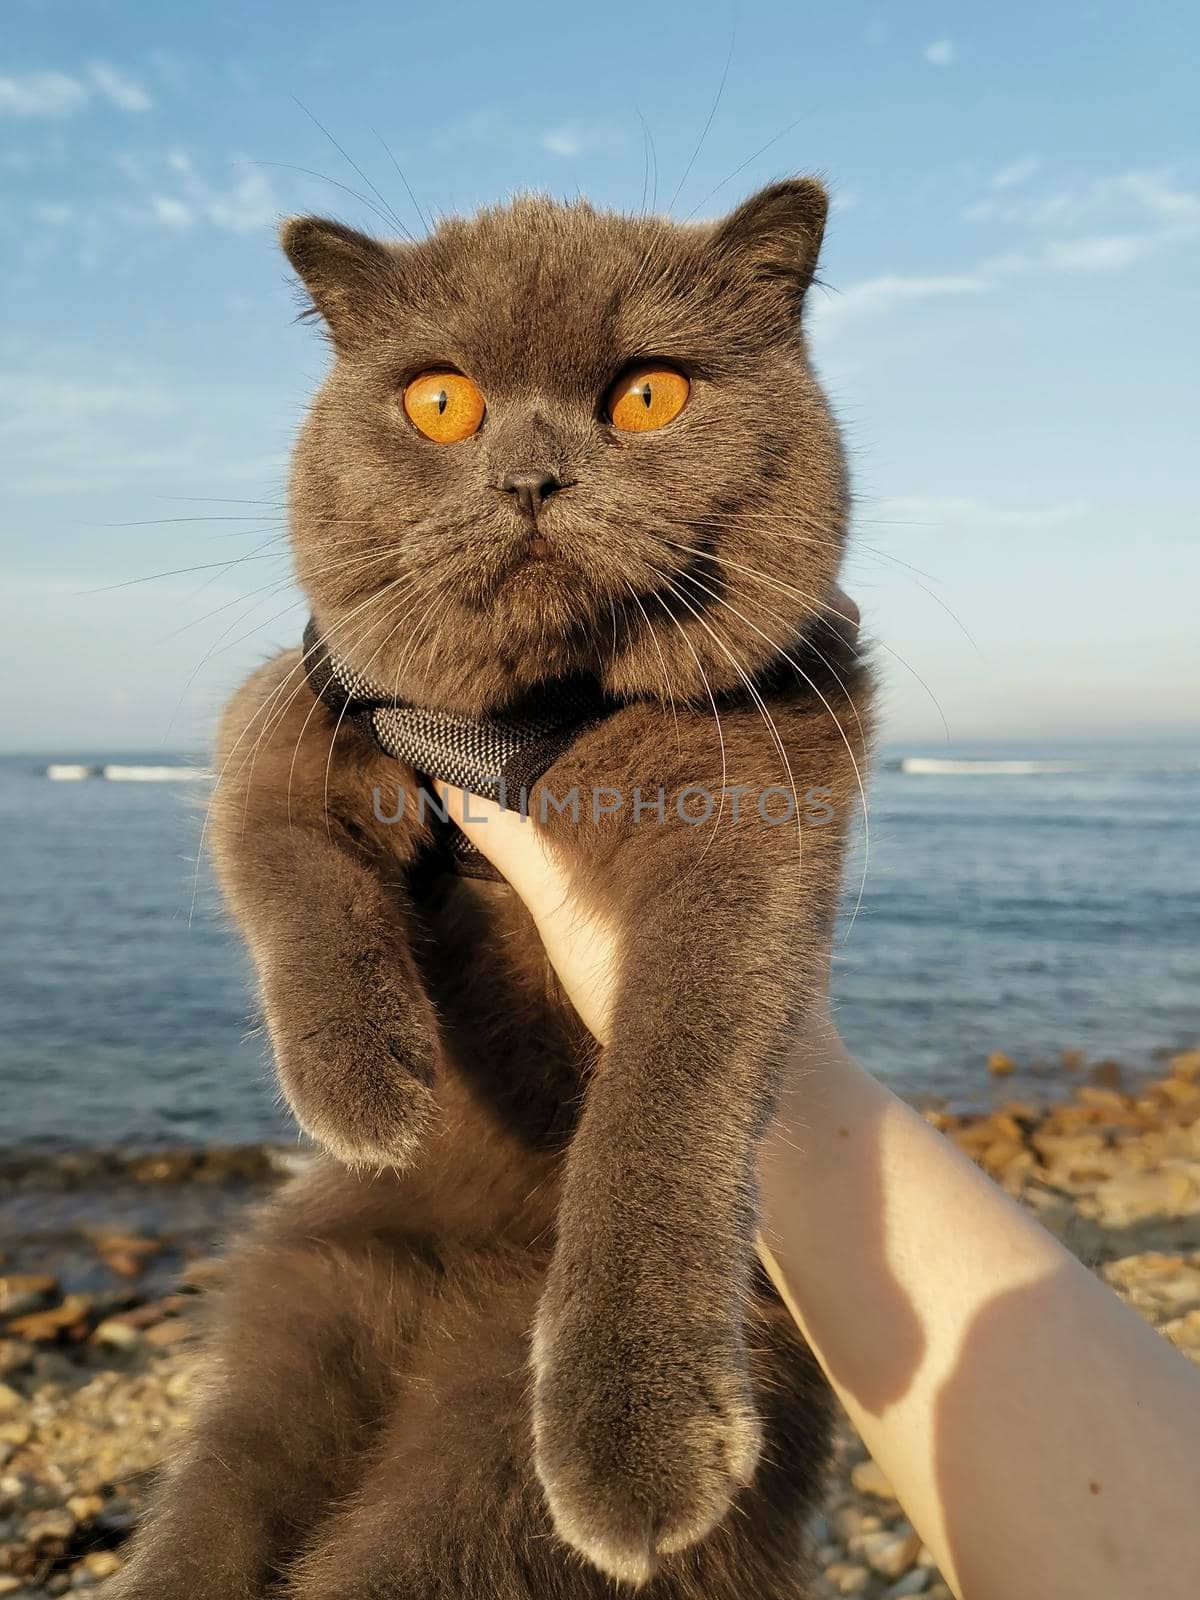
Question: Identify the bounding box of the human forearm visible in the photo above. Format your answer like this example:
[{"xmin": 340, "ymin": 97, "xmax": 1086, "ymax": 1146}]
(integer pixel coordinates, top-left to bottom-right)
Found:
[{"xmin": 757, "ymin": 1013, "xmax": 1200, "ymax": 1600}]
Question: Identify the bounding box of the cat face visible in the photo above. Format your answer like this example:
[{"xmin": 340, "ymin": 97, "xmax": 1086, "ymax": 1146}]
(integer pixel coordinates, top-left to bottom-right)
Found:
[{"xmin": 285, "ymin": 181, "xmax": 846, "ymax": 715}]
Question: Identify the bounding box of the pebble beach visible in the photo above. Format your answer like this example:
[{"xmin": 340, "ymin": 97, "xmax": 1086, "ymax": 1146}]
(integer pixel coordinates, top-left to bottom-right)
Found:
[{"xmin": 1, "ymin": 1050, "xmax": 1198, "ymax": 1598}]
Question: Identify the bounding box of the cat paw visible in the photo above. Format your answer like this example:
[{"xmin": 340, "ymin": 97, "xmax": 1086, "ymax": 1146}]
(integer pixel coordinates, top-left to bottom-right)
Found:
[
  {"xmin": 272, "ymin": 1011, "xmax": 439, "ymax": 1170},
  {"xmin": 531, "ymin": 1312, "xmax": 762, "ymax": 1587}
]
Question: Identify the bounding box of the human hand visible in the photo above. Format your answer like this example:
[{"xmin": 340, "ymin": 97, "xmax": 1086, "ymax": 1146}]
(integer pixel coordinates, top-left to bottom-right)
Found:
[{"xmin": 433, "ymin": 582, "xmax": 860, "ymax": 1047}]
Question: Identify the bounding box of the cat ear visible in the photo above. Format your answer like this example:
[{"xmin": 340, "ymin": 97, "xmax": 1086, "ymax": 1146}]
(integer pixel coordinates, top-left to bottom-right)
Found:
[
  {"xmin": 710, "ymin": 178, "xmax": 828, "ymax": 300},
  {"xmin": 280, "ymin": 217, "xmax": 402, "ymax": 351}
]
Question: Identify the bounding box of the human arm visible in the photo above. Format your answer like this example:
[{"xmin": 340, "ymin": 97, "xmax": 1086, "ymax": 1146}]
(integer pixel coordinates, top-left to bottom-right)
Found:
[{"xmin": 435, "ymin": 782, "xmax": 1200, "ymax": 1600}]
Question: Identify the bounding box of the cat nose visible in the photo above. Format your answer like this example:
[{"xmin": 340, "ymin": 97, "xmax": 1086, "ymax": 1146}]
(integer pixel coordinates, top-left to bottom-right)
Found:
[{"xmin": 501, "ymin": 470, "xmax": 562, "ymax": 519}]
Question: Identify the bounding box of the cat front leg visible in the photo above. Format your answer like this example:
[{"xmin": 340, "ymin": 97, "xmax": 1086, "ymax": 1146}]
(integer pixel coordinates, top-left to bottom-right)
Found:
[
  {"xmin": 529, "ymin": 703, "xmax": 858, "ymax": 1584},
  {"xmin": 531, "ymin": 908, "xmax": 802, "ymax": 1583},
  {"xmin": 210, "ymin": 650, "xmax": 442, "ymax": 1168}
]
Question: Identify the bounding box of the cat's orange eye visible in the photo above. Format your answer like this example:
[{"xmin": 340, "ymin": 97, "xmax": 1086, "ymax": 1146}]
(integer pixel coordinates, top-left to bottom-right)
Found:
[
  {"xmin": 402, "ymin": 371, "xmax": 486, "ymax": 443},
  {"xmin": 606, "ymin": 364, "xmax": 690, "ymax": 433}
]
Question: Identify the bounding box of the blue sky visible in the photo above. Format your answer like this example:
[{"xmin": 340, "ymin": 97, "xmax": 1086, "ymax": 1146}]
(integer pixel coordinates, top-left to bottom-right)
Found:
[{"xmin": 3, "ymin": 0, "xmax": 1197, "ymax": 751}]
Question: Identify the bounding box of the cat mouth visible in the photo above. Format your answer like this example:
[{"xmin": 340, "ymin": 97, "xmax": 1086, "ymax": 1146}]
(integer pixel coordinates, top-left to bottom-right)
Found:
[{"xmin": 497, "ymin": 532, "xmax": 569, "ymax": 581}]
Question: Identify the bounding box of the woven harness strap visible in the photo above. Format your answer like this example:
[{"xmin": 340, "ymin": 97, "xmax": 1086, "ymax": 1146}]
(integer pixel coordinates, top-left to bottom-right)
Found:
[{"xmin": 301, "ymin": 618, "xmax": 617, "ymax": 877}]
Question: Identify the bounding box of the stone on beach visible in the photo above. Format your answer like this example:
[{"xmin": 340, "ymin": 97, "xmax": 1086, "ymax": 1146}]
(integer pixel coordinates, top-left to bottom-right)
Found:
[
  {"xmin": 1, "ymin": 1047, "xmax": 1198, "ymax": 1597},
  {"xmin": 0, "ymin": 1281, "xmax": 57, "ymax": 1323},
  {"xmin": 849, "ymin": 1457, "xmax": 897, "ymax": 1500},
  {"xmin": 858, "ymin": 1524, "xmax": 922, "ymax": 1578}
]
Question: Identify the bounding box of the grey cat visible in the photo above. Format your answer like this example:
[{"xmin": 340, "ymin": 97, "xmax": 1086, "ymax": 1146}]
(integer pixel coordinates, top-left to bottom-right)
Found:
[{"xmin": 112, "ymin": 178, "xmax": 872, "ymax": 1597}]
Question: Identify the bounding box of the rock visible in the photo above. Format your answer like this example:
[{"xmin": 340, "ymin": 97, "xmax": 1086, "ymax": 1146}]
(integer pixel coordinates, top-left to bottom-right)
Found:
[
  {"xmin": 831, "ymin": 1504, "xmax": 870, "ymax": 1542},
  {"xmin": 105, "ymin": 1296, "xmax": 191, "ymax": 1332},
  {"xmin": 66, "ymin": 1493, "xmax": 104, "ymax": 1522},
  {"xmin": 1083, "ymin": 1165, "xmax": 1200, "ymax": 1229},
  {"xmin": 0, "ymin": 1343, "xmax": 33, "ymax": 1379},
  {"xmin": 980, "ymin": 1137, "xmax": 1031, "ymax": 1178},
  {"xmin": 24, "ymin": 1508, "xmax": 75, "ymax": 1545},
  {"xmin": 0, "ymin": 1277, "xmax": 58, "ymax": 1321},
  {"xmin": 0, "ymin": 1421, "xmax": 31, "ymax": 1448},
  {"xmin": 1157, "ymin": 1076, "xmax": 1200, "ymax": 1106},
  {"xmin": 850, "ymin": 1457, "xmax": 896, "ymax": 1499},
  {"xmin": 987, "ymin": 1051, "xmax": 1016, "ymax": 1077},
  {"xmin": 5, "ymin": 1295, "xmax": 94, "ymax": 1343},
  {"xmin": 127, "ymin": 1152, "xmax": 196, "ymax": 1184},
  {"xmin": 77, "ymin": 1551, "xmax": 122, "ymax": 1583},
  {"xmin": 825, "ymin": 1564, "xmax": 871, "ymax": 1595},
  {"xmin": 99, "ymin": 1252, "xmax": 146, "ymax": 1281},
  {"xmin": 0, "ymin": 1387, "xmax": 20, "ymax": 1418},
  {"xmin": 1076, "ymin": 1084, "xmax": 1131, "ymax": 1114},
  {"xmin": 1086, "ymin": 1060, "xmax": 1124, "ymax": 1091},
  {"xmin": 998, "ymin": 1099, "xmax": 1039, "ymax": 1122},
  {"xmin": 1103, "ymin": 1251, "xmax": 1200, "ymax": 1318},
  {"xmin": 860, "ymin": 1525, "xmax": 922, "ymax": 1579},
  {"xmin": 164, "ymin": 1367, "xmax": 195, "ymax": 1402},
  {"xmin": 1161, "ymin": 1309, "xmax": 1200, "ymax": 1357},
  {"xmin": 142, "ymin": 1318, "xmax": 192, "ymax": 1348},
  {"xmin": 1169, "ymin": 1050, "xmax": 1200, "ymax": 1082},
  {"xmin": 91, "ymin": 1231, "xmax": 162, "ymax": 1281},
  {"xmin": 887, "ymin": 1572, "xmax": 931, "ymax": 1597},
  {"xmin": 32, "ymin": 1350, "xmax": 78, "ymax": 1386},
  {"xmin": 91, "ymin": 1319, "xmax": 143, "ymax": 1352},
  {"xmin": 91, "ymin": 1499, "xmax": 138, "ymax": 1539}
]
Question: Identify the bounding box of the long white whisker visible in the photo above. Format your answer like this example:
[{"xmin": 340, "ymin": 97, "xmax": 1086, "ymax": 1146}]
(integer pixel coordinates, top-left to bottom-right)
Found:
[
  {"xmin": 643, "ymin": 591, "xmax": 728, "ymax": 869},
  {"xmin": 622, "ymin": 579, "xmax": 681, "ymax": 753},
  {"xmin": 648, "ymin": 568, "xmax": 803, "ymax": 879},
  {"xmin": 667, "ymin": 567, "xmax": 872, "ymax": 941}
]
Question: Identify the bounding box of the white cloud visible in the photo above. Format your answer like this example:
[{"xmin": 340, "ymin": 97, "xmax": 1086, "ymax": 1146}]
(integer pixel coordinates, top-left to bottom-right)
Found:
[
  {"xmin": 151, "ymin": 196, "xmax": 193, "ymax": 229},
  {"xmin": 17, "ymin": 153, "xmax": 281, "ymax": 252},
  {"xmin": 872, "ymin": 495, "xmax": 1088, "ymax": 530},
  {"xmin": 0, "ymin": 365, "xmax": 281, "ymax": 499},
  {"xmin": 966, "ymin": 166, "xmax": 1200, "ymax": 233},
  {"xmin": 0, "ymin": 62, "xmax": 152, "ymax": 119},
  {"xmin": 542, "ymin": 126, "xmax": 582, "ymax": 158},
  {"xmin": 76, "ymin": 151, "xmax": 281, "ymax": 236},
  {"xmin": 0, "ymin": 373, "xmax": 171, "ymax": 424},
  {"xmin": 815, "ymin": 271, "xmax": 992, "ymax": 326},
  {"xmin": 539, "ymin": 120, "xmax": 631, "ymax": 160},
  {"xmin": 948, "ymin": 164, "xmax": 1199, "ymax": 298},
  {"xmin": 991, "ymin": 156, "xmax": 1040, "ymax": 191},
  {"xmin": 923, "ymin": 39, "xmax": 955, "ymax": 67},
  {"xmin": 816, "ymin": 213, "xmax": 1183, "ymax": 331},
  {"xmin": 0, "ymin": 70, "xmax": 89, "ymax": 118},
  {"xmin": 1043, "ymin": 232, "xmax": 1159, "ymax": 272},
  {"xmin": 33, "ymin": 202, "xmax": 73, "ymax": 226},
  {"xmin": 88, "ymin": 61, "xmax": 153, "ymax": 113},
  {"xmin": 202, "ymin": 169, "xmax": 277, "ymax": 232},
  {"xmin": 1113, "ymin": 171, "xmax": 1200, "ymax": 222}
]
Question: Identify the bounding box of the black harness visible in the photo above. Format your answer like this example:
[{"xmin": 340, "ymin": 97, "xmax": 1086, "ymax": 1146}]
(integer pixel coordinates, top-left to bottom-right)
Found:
[{"xmin": 302, "ymin": 617, "xmax": 618, "ymax": 878}]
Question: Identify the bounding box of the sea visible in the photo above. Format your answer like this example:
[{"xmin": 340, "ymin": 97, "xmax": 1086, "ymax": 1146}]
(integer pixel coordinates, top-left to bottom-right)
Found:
[{"xmin": 1, "ymin": 743, "xmax": 1197, "ymax": 1155}]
